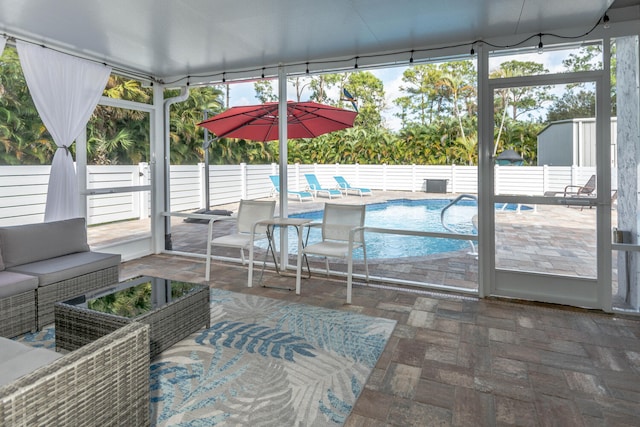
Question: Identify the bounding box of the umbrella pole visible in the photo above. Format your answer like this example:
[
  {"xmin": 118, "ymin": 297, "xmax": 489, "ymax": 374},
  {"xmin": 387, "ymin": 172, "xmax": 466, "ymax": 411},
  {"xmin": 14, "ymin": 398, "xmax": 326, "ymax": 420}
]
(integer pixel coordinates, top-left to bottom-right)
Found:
[
  {"xmin": 203, "ymin": 110, "xmax": 211, "ymax": 211},
  {"xmin": 277, "ymin": 67, "xmax": 289, "ymax": 270}
]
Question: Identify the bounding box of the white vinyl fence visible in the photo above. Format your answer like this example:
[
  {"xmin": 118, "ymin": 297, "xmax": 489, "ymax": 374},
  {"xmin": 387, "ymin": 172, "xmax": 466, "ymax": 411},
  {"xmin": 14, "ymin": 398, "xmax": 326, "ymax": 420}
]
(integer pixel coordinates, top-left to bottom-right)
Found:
[{"xmin": 0, "ymin": 163, "xmax": 600, "ymax": 226}]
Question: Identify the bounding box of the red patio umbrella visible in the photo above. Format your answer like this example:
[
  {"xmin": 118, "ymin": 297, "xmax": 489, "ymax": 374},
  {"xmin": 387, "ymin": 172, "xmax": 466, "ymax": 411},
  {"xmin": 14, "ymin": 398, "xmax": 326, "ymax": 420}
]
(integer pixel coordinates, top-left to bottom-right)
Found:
[{"xmin": 197, "ymin": 101, "xmax": 357, "ymax": 142}]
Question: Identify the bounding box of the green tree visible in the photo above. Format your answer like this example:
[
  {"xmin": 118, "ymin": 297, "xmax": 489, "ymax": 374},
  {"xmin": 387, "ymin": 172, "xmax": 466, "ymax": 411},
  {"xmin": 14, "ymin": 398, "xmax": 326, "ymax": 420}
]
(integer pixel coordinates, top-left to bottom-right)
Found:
[
  {"xmin": 342, "ymin": 71, "xmax": 385, "ymax": 129},
  {"xmin": 253, "ymin": 76, "xmax": 313, "ymax": 103},
  {"xmin": 309, "ymin": 74, "xmax": 341, "ymax": 104},
  {"xmin": 450, "ymin": 132, "xmax": 478, "ymax": 165},
  {"xmin": 88, "ymin": 76, "xmax": 152, "ymax": 164},
  {"xmin": 547, "ymin": 44, "xmax": 616, "ymax": 120},
  {"xmin": 0, "ymin": 46, "xmax": 54, "ymax": 165},
  {"xmin": 253, "ymin": 80, "xmax": 277, "ymax": 103},
  {"xmin": 438, "ymin": 67, "xmax": 476, "ymax": 147},
  {"xmin": 393, "ymin": 96, "xmax": 412, "ymax": 130},
  {"xmin": 490, "ymin": 60, "xmax": 551, "ymax": 155},
  {"xmin": 399, "ymin": 64, "xmax": 443, "ymax": 125},
  {"xmin": 547, "ymin": 90, "xmax": 595, "ymax": 121},
  {"xmin": 169, "ymin": 85, "xmax": 225, "ymax": 164}
]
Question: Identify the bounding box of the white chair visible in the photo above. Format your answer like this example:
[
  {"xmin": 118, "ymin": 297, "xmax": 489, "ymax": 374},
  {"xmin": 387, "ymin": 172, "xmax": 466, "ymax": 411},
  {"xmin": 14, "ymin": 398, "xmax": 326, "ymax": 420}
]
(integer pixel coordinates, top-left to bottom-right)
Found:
[
  {"xmin": 205, "ymin": 199, "xmax": 276, "ymax": 286},
  {"xmin": 297, "ymin": 203, "xmax": 368, "ymax": 304}
]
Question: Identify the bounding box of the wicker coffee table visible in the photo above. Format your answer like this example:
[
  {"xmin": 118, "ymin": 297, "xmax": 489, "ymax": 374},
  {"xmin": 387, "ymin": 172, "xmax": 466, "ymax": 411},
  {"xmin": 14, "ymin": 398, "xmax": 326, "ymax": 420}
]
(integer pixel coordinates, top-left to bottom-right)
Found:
[{"xmin": 54, "ymin": 276, "xmax": 210, "ymax": 359}]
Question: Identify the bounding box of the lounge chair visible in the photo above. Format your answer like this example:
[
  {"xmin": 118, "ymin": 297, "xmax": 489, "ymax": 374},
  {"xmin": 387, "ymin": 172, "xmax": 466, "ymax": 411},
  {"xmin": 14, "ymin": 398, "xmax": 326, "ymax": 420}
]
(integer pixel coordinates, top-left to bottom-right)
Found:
[
  {"xmin": 564, "ymin": 174, "xmax": 596, "ymax": 210},
  {"xmin": 297, "ymin": 203, "xmax": 368, "ymax": 304},
  {"xmin": 269, "ymin": 175, "xmax": 313, "ymax": 201},
  {"xmin": 564, "ymin": 174, "xmax": 596, "ymax": 198},
  {"xmin": 304, "ymin": 174, "xmax": 343, "ymax": 199},
  {"xmin": 205, "ymin": 199, "xmax": 275, "ymax": 286},
  {"xmin": 333, "ymin": 176, "xmax": 372, "ymax": 197}
]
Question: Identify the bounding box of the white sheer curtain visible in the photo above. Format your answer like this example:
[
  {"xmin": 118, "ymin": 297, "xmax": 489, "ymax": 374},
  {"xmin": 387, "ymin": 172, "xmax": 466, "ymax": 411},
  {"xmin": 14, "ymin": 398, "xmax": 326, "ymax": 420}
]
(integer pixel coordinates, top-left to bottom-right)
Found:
[{"xmin": 17, "ymin": 41, "xmax": 111, "ymax": 222}]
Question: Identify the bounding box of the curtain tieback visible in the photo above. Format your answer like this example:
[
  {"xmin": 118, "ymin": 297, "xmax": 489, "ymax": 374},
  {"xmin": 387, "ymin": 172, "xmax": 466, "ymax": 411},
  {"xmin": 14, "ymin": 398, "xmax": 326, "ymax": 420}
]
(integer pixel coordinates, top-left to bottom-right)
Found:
[{"xmin": 62, "ymin": 145, "xmax": 69, "ymax": 156}]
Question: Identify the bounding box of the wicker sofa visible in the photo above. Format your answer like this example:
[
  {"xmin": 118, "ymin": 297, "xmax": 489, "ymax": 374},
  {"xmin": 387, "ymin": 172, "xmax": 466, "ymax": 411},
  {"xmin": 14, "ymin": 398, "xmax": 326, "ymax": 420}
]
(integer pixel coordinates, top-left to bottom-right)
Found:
[
  {"xmin": 0, "ymin": 322, "xmax": 150, "ymax": 426},
  {"xmin": 0, "ymin": 217, "xmax": 121, "ymax": 336}
]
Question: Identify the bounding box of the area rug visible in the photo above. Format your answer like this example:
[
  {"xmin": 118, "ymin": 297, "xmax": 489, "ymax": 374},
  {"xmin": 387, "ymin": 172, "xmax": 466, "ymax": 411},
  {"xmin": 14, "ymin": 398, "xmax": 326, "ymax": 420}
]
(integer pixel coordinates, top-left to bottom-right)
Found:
[{"xmin": 16, "ymin": 288, "xmax": 396, "ymax": 426}]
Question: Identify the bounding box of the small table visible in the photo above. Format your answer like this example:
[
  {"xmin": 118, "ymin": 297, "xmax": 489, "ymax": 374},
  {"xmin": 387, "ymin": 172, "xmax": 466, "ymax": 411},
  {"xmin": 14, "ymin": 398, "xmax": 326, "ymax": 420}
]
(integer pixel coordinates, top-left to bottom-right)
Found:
[
  {"xmin": 250, "ymin": 217, "xmax": 313, "ymax": 293},
  {"xmin": 54, "ymin": 276, "xmax": 210, "ymax": 359}
]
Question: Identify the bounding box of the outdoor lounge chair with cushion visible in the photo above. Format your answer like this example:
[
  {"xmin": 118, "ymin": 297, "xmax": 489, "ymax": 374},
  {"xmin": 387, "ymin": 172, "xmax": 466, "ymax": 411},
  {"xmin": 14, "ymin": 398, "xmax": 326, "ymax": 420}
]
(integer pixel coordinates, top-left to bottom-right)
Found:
[
  {"xmin": 269, "ymin": 175, "xmax": 314, "ymax": 201},
  {"xmin": 297, "ymin": 203, "xmax": 368, "ymax": 304},
  {"xmin": 333, "ymin": 176, "xmax": 372, "ymax": 197},
  {"xmin": 304, "ymin": 174, "xmax": 343, "ymax": 199},
  {"xmin": 205, "ymin": 199, "xmax": 276, "ymax": 286}
]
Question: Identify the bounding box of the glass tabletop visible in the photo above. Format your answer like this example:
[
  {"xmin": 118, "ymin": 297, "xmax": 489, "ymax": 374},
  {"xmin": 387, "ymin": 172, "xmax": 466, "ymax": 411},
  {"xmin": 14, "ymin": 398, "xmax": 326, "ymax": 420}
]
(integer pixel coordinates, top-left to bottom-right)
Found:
[{"xmin": 62, "ymin": 276, "xmax": 206, "ymax": 319}]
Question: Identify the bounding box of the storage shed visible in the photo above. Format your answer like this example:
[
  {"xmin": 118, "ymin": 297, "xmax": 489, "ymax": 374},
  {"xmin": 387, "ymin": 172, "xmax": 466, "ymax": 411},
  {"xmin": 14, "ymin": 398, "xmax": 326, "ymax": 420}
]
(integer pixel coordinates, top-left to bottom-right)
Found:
[{"xmin": 537, "ymin": 118, "xmax": 617, "ymax": 167}]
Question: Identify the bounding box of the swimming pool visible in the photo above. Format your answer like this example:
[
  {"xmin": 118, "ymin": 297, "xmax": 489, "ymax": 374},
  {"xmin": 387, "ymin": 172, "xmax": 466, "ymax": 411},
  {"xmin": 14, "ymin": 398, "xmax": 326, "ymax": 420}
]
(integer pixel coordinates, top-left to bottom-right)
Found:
[{"xmin": 262, "ymin": 198, "xmax": 487, "ymax": 260}]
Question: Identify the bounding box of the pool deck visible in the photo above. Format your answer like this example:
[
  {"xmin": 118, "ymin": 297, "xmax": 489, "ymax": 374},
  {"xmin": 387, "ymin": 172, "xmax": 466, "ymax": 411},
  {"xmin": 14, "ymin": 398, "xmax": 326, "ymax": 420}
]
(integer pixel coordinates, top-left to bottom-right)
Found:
[{"xmin": 88, "ymin": 190, "xmax": 627, "ymax": 309}]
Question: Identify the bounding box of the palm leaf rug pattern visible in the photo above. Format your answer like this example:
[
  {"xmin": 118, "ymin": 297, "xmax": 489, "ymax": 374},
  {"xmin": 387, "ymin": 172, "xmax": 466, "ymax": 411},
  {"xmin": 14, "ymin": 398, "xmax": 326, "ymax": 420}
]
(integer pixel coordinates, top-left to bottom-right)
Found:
[{"xmin": 16, "ymin": 289, "xmax": 396, "ymax": 426}]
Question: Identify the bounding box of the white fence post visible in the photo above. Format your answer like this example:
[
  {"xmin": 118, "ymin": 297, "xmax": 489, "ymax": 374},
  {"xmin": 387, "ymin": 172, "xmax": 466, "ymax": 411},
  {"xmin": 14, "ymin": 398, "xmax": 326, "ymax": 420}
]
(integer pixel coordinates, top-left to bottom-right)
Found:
[
  {"xmin": 543, "ymin": 164, "xmax": 549, "ymax": 194},
  {"xmin": 382, "ymin": 164, "xmax": 387, "ymax": 191},
  {"xmin": 411, "ymin": 164, "xmax": 416, "ymax": 192},
  {"xmin": 571, "ymin": 164, "xmax": 578, "ymax": 186},
  {"xmin": 451, "ymin": 164, "xmax": 456, "ymax": 193},
  {"xmin": 495, "ymin": 164, "xmax": 501, "ymax": 195},
  {"xmin": 197, "ymin": 162, "xmax": 206, "ymax": 209},
  {"xmin": 139, "ymin": 162, "xmax": 150, "ymax": 219},
  {"xmin": 294, "ymin": 163, "xmax": 301, "ymax": 191},
  {"xmin": 241, "ymin": 163, "xmax": 247, "ymax": 199}
]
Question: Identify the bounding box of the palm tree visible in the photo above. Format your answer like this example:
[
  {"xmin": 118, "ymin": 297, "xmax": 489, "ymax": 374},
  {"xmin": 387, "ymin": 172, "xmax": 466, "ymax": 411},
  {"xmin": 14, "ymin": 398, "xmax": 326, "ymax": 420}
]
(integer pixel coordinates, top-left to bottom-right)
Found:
[
  {"xmin": 450, "ymin": 132, "xmax": 478, "ymax": 165},
  {"xmin": 0, "ymin": 46, "xmax": 55, "ymax": 164},
  {"xmin": 438, "ymin": 73, "xmax": 476, "ymax": 145}
]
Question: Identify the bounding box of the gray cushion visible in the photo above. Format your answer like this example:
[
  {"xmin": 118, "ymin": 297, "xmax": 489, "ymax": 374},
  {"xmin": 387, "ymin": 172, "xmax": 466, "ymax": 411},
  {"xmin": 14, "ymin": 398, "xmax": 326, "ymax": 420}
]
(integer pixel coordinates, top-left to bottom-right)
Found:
[
  {"xmin": 7, "ymin": 251, "xmax": 120, "ymax": 287},
  {"xmin": 0, "ymin": 218, "xmax": 90, "ymax": 269},
  {"xmin": 0, "ymin": 271, "xmax": 38, "ymax": 298},
  {"xmin": 0, "ymin": 244, "xmax": 4, "ymax": 271},
  {"xmin": 0, "ymin": 338, "xmax": 62, "ymax": 387}
]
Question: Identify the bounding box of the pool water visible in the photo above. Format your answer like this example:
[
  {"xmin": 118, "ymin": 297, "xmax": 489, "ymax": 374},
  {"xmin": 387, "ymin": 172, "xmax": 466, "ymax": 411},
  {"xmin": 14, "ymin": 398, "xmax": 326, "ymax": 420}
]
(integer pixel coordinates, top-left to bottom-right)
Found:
[{"xmin": 262, "ymin": 198, "xmax": 488, "ymax": 260}]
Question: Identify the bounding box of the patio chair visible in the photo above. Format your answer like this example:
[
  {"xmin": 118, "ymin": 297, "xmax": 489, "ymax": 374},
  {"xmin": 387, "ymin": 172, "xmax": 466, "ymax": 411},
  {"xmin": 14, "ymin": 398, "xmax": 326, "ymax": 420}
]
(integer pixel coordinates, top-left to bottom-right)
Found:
[
  {"xmin": 564, "ymin": 174, "xmax": 596, "ymax": 210},
  {"xmin": 304, "ymin": 174, "xmax": 343, "ymax": 199},
  {"xmin": 205, "ymin": 199, "xmax": 275, "ymax": 286},
  {"xmin": 298, "ymin": 203, "xmax": 368, "ymax": 304},
  {"xmin": 333, "ymin": 176, "xmax": 372, "ymax": 197},
  {"xmin": 269, "ymin": 175, "xmax": 313, "ymax": 202}
]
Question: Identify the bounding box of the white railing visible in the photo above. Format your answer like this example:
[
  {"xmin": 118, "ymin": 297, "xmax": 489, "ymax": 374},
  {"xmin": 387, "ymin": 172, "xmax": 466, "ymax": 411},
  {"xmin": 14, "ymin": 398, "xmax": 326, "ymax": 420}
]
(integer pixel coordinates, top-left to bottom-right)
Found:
[{"xmin": 0, "ymin": 163, "xmax": 601, "ymax": 226}]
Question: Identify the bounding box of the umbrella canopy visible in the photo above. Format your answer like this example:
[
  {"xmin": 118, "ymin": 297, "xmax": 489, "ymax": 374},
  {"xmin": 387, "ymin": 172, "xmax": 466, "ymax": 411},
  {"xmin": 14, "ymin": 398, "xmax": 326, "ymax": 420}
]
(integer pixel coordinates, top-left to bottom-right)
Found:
[{"xmin": 197, "ymin": 101, "xmax": 357, "ymax": 142}]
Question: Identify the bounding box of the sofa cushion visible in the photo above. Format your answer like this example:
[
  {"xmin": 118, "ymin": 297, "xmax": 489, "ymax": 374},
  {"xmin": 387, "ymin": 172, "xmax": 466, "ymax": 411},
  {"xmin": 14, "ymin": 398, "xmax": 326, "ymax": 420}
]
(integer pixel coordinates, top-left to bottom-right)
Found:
[
  {"xmin": 0, "ymin": 218, "xmax": 90, "ymax": 269},
  {"xmin": 0, "ymin": 338, "xmax": 62, "ymax": 387},
  {"xmin": 7, "ymin": 251, "xmax": 121, "ymax": 287},
  {"xmin": 0, "ymin": 271, "xmax": 39, "ymax": 298}
]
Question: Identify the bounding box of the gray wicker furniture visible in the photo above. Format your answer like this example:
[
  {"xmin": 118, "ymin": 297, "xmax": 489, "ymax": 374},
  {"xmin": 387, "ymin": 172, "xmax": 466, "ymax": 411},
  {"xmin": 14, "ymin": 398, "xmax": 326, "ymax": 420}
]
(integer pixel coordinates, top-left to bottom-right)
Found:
[
  {"xmin": 0, "ymin": 322, "xmax": 150, "ymax": 426},
  {"xmin": 0, "ymin": 276, "xmax": 37, "ymax": 338},
  {"xmin": 37, "ymin": 266, "xmax": 119, "ymax": 330},
  {"xmin": 55, "ymin": 276, "xmax": 210, "ymax": 359},
  {"xmin": 0, "ymin": 217, "xmax": 121, "ymax": 332}
]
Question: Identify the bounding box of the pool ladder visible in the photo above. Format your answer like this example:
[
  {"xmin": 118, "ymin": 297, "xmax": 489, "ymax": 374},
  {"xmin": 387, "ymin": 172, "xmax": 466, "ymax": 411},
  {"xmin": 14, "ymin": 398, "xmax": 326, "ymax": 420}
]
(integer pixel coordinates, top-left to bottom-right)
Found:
[{"xmin": 440, "ymin": 194, "xmax": 478, "ymax": 257}]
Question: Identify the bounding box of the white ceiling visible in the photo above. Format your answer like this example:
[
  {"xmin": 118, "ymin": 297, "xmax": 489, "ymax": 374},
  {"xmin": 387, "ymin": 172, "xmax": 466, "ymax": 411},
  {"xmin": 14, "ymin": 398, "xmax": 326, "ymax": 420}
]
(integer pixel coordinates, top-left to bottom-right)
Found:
[{"xmin": 0, "ymin": 0, "xmax": 631, "ymax": 84}]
